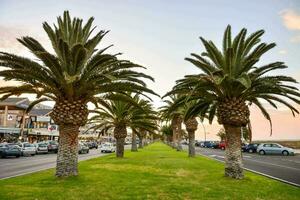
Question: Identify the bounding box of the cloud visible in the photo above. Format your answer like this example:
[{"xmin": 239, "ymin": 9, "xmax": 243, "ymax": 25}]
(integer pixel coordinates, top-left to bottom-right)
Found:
[
  {"xmin": 0, "ymin": 25, "xmax": 50, "ymax": 55},
  {"xmin": 280, "ymin": 9, "xmax": 300, "ymax": 30},
  {"xmin": 290, "ymin": 34, "xmax": 300, "ymax": 43},
  {"xmin": 0, "ymin": 25, "xmax": 25, "ymax": 53},
  {"xmin": 278, "ymin": 50, "xmax": 287, "ymax": 55}
]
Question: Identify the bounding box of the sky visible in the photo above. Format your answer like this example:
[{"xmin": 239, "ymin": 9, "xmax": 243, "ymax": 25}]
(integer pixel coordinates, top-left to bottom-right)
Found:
[{"xmin": 0, "ymin": 0, "xmax": 299, "ymax": 140}]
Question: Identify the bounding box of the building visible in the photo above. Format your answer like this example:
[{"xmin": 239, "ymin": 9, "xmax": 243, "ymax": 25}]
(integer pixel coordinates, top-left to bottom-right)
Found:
[{"xmin": 0, "ymin": 97, "xmax": 58, "ymax": 143}]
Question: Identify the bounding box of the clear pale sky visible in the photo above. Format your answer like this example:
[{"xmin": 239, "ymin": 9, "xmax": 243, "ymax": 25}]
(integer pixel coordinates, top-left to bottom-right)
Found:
[{"xmin": 0, "ymin": 0, "xmax": 299, "ymax": 140}]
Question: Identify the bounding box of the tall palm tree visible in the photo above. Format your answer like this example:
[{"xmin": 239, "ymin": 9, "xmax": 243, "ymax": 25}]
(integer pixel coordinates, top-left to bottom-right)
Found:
[
  {"xmin": 160, "ymin": 124, "xmax": 173, "ymax": 144},
  {"xmin": 159, "ymin": 95, "xmax": 183, "ymax": 150},
  {"xmin": 130, "ymin": 95, "xmax": 158, "ymax": 151},
  {"xmin": 0, "ymin": 11, "xmax": 156, "ymax": 177},
  {"xmin": 167, "ymin": 25, "xmax": 300, "ymax": 179},
  {"xmin": 87, "ymin": 94, "xmax": 158, "ymax": 157},
  {"xmin": 163, "ymin": 97, "xmax": 199, "ymax": 157}
]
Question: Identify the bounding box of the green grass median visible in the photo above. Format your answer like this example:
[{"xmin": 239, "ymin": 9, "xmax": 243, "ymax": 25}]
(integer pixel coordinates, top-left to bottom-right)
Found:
[{"xmin": 0, "ymin": 142, "xmax": 299, "ymax": 200}]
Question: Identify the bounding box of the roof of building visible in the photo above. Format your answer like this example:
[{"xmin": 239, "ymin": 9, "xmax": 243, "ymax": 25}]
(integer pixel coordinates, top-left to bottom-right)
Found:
[
  {"xmin": 0, "ymin": 98, "xmax": 30, "ymax": 109},
  {"xmin": 0, "ymin": 97, "xmax": 53, "ymax": 111},
  {"xmin": 29, "ymin": 109, "xmax": 52, "ymax": 116}
]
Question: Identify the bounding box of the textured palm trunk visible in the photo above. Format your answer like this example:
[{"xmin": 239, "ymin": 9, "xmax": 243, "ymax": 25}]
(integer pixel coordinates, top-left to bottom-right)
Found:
[
  {"xmin": 188, "ymin": 131, "xmax": 195, "ymax": 157},
  {"xmin": 131, "ymin": 130, "xmax": 138, "ymax": 152},
  {"xmin": 176, "ymin": 117, "xmax": 183, "ymax": 151},
  {"xmin": 114, "ymin": 125, "xmax": 127, "ymax": 158},
  {"xmin": 224, "ymin": 124, "xmax": 243, "ymax": 179},
  {"xmin": 185, "ymin": 118, "xmax": 198, "ymax": 157},
  {"xmin": 138, "ymin": 135, "xmax": 143, "ymax": 149},
  {"xmin": 171, "ymin": 118, "xmax": 177, "ymax": 149},
  {"xmin": 50, "ymin": 100, "xmax": 88, "ymax": 177},
  {"xmin": 55, "ymin": 125, "xmax": 79, "ymax": 177}
]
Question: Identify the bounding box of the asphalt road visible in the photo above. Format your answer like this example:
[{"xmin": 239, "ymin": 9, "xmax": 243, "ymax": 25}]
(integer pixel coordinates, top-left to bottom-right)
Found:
[
  {"xmin": 193, "ymin": 146, "xmax": 300, "ymax": 187},
  {"xmin": 0, "ymin": 145, "xmax": 130, "ymax": 179}
]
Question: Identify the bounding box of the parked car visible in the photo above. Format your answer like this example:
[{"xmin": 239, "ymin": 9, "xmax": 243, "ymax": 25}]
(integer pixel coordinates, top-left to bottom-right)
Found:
[
  {"xmin": 78, "ymin": 142, "xmax": 89, "ymax": 154},
  {"xmin": 44, "ymin": 140, "xmax": 58, "ymax": 153},
  {"xmin": 245, "ymin": 143, "xmax": 260, "ymax": 153},
  {"xmin": 86, "ymin": 141, "xmax": 98, "ymax": 149},
  {"xmin": 219, "ymin": 141, "xmax": 226, "ymax": 150},
  {"xmin": 100, "ymin": 143, "xmax": 116, "ymax": 153},
  {"xmin": 257, "ymin": 143, "xmax": 294, "ymax": 156},
  {"xmin": 241, "ymin": 143, "xmax": 248, "ymax": 152},
  {"xmin": 0, "ymin": 144, "xmax": 22, "ymax": 158},
  {"xmin": 203, "ymin": 141, "xmax": 214, "ymax": 148},
  {"xmin": 19, "ymin": 142, "xmax": 36, "ymax": 156},
  {"xmin": 34, "ymin": 143, "xmax": 49, "ymax": 154},
  {"xmin": 211, "ymin": 142, "xmax": 220, "ymax": 149}
]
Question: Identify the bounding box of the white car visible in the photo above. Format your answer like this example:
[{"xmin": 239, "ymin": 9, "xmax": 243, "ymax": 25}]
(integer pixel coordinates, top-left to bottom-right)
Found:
[
  {"xmin": 19, "ymin": 142, "xmax": 36, "ymax": 156},
  {"xmin": 34, "ymin": 143, "xmax": 49, "ymax": 154},
  {"xmin": 100, "ymin": 143, "xmax": 116, "ymax": 153}
]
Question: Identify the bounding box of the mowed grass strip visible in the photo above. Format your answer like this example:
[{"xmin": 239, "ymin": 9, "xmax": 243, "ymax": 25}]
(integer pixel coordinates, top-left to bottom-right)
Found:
[{"xmin": 0, "ymin": 142, "xmax": 299, "ymax": 200}]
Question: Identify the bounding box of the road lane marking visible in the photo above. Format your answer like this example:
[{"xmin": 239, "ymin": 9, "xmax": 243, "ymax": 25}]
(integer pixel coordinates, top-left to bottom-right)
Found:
[
  {"xmin": 243, "ymin": 158, "xmax": 300, "ymax": 171},
  {"xmin": 197, "ymin": 152, "xmax": 300, "ymax": 188}
]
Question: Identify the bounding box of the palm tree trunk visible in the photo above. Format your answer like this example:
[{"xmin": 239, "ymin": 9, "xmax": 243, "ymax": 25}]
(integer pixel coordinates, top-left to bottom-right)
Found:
[
  {"xmin": 116, "ymin": 138, "xmax": 125, "ymax": 157},
  {"xmin": 172, "ymin": 129, "xmax": 177, "ymax": 148},
  {"xmin": 114, "ymin": 125, "xmax": 127, "ymax": 158},
  {"xmin": 55, "ymin": 125, "xmax": 79, "ymax": 177},
  {"xmin": 131, "ymin": 130, "xmax": 138, "ymax": 152},
  {"xmin": 224, "ymin": 124, "xmax": 243, "ymax": 179},
  {"xmin": 176, "ymin": 119, "xmax": 183, "ymax": 151},
  {"xmin": 188, "ymin": 131, "xmax": 195, "ymax": 157},
  {"xmin": 138, "ymin": 135, "xmax": 143, "ymax": 148},
  {"xmin": 176, "ymin": 130, "xmax": 182, "ymax": 151}
]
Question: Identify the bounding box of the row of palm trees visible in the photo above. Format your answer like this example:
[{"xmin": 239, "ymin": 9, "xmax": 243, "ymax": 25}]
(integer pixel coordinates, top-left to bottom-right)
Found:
[
  {"xmin": 159, "ymin": 26, "xmax": 300, "ymax": 179},
  {"xmin": 0, "ymin": 11, "xmax": 158, "ymax": 177},
  {"xmin": 0, "ymin": 11, "xmax": 299, "ymax": 180}
]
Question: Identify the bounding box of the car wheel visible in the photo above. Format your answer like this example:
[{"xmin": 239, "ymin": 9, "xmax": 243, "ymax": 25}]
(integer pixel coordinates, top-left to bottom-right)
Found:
[
  {"xmin": 282, "ymin": 150, "xmax": 289, "ymax": 156},
  {"xmin": 259, "ymin": 150, "xmax": 265, "ymax": 155},
  {"xmin": 16, "ymin": 155, "xmax": 20, "ymax": 158},
  {"xmin": 249, "ymin": 149, "xmax": 253, "ymax": 153},
  {"xmin": 31, "ymin": 154, "xmax": 35, "ymax": 156}
]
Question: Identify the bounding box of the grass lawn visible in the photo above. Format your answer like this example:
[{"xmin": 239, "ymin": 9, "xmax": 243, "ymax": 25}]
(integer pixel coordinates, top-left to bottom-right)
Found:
[{"xmin": 0, "ymin": 142, "xmax": 299, "ymax": 200}]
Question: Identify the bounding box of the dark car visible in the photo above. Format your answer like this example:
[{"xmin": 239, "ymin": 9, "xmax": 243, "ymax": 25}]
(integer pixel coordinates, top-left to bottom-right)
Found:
[
  {"xmin": 212, "ymin": 142, "xmax": 220, "ymax": 149},
  {"xmin": 86, "ymin": 141, "xmax": 98, "ymax": 149},
  {"xmin": 241, "ymin": 143, "xmax": 247, "ymax": 152},
  {"xmin": 245, "ymin": 143, "xmax": 260, "ymax": 153},
  {"xmin": 0, "ymin": 144, "xmax": 22, "ymax": 158},
  {"xmin": 203, "ymin": 141, "xmax": 214, "ymax": 148},
  {"xmin": 44, "ymin": 140, "xmax": 58, "ymax": 153}
]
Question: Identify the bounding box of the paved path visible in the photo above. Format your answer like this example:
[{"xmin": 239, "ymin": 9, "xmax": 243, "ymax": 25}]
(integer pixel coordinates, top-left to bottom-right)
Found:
[
  {"xmin": 193, "ymin": 146, "xmax": 300, "ymax": 187},
  {"xmin": 0, "ymin": 146, "xmax": 130, "ymax": 179}
]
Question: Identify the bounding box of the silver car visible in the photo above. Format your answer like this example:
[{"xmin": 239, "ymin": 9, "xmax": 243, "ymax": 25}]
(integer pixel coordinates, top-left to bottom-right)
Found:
[
  {"xmin": 257, "ymin": 143, "xmax": 294, "ymax": 156},
  {"xmin": 19, "ymin": 142, "xmax": 36, "ymax": 156},
  {"xmin": 34, "ymin": 143, "xmax": 48, "ymax": 154}
]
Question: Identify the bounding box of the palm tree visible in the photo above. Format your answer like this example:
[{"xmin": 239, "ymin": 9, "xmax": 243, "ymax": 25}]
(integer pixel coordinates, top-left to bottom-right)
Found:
[
  {"xmin": 159, "ymin": 95, "xmax": 183, "ymax": 150},
  {"xmin": 130, "ymin": 95, "xmax": 158, "ymax": 151},
  {"xmin": 167, "ymin": 25, "xmax": 300, "ymax": 179},
  {"xmin": 0, "ymin": 11, "xmax": 156, "ymax": 177},
  {"xmin": 162, "ymin": 97, "xmax": 199, "ymax": 157},
  {"xmin": 87, "ymin": 94, "xmax": 158, "ymax": 157},
  {"xmin": 160, "ymin": 124, "xmax": 173, "ymax": 144}
]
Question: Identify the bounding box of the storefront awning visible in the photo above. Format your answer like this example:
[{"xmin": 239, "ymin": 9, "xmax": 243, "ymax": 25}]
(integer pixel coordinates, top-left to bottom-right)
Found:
[{"xmin": 0, "ymin": 127, "xmax": 21, "ymax": 134}]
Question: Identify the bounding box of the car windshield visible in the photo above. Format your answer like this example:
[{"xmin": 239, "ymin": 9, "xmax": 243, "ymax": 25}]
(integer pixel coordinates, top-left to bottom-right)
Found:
[
  {"xmin": 38, "ymin": 144, "xmax": 47, "ymax": 147},
  {"xmin": 103, "ymin": 144, "xmax": 111, "ymax": 147},
  {"xmin": 24, "ymin": 143, "xmax": 34, "ymax": 147},
  {"xmin": 49, "ymin": 141, "xmax": 57, "ymax": 145}
]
